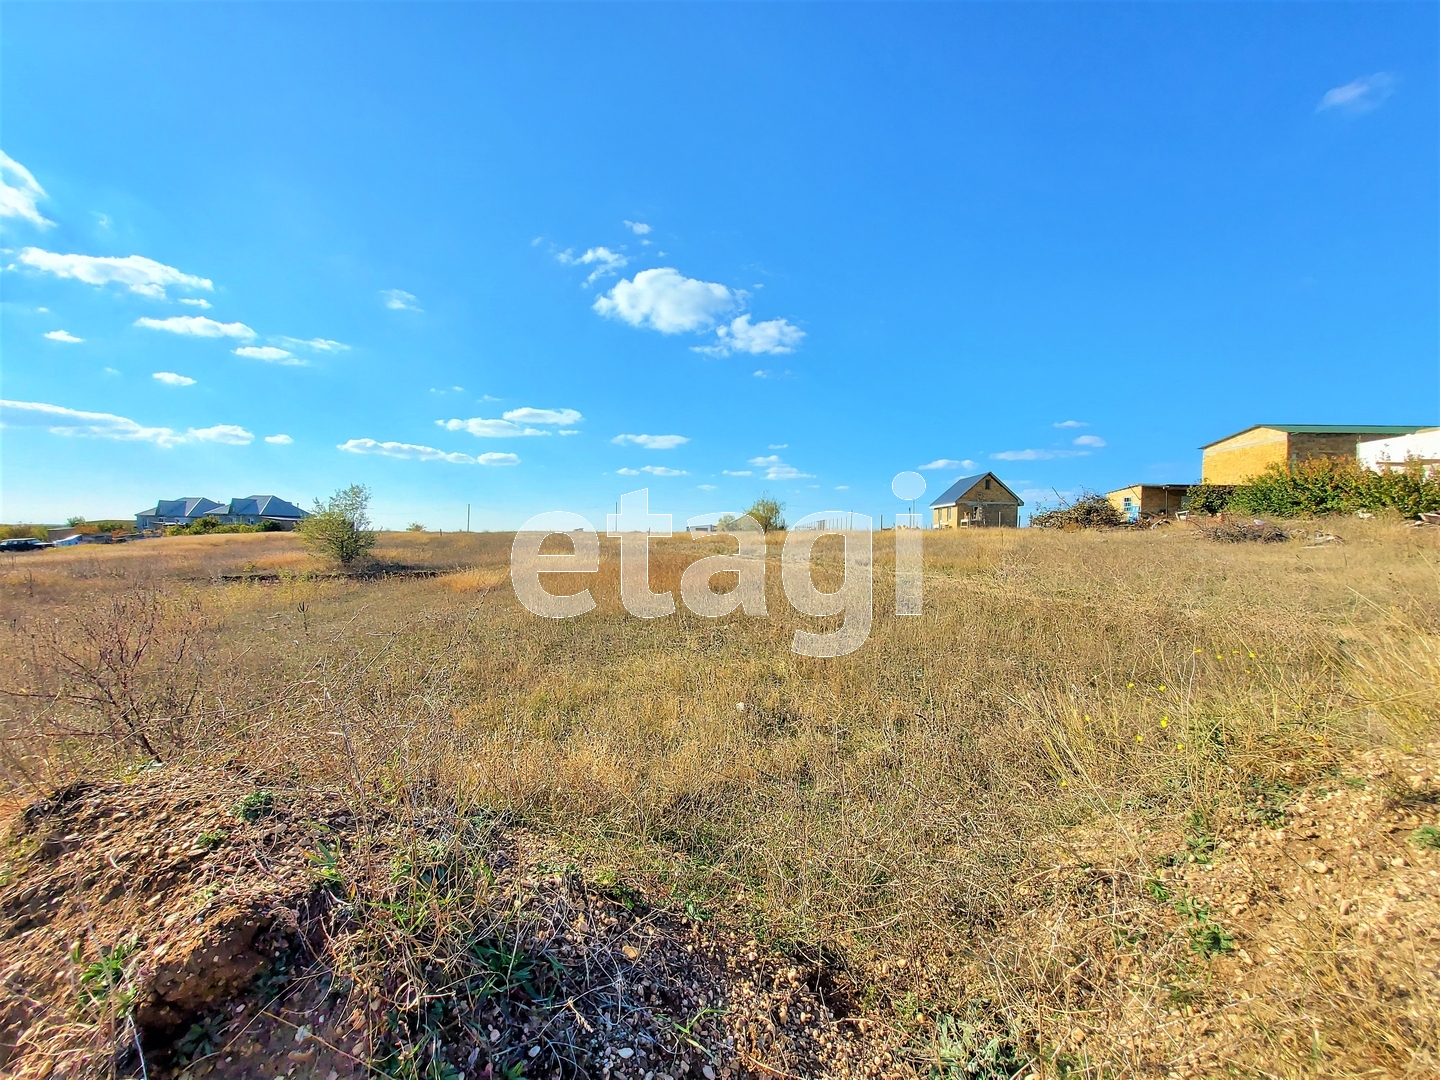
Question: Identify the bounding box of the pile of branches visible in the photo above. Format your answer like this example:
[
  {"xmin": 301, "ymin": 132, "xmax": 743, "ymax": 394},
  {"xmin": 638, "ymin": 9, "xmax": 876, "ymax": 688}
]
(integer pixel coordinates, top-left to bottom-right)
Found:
[
  {"xmin": 1029, "ymin": 491, "xmax": 1124, "ymax": 530},
  {"xmin": 1196, "ymin": 518, "xmax": 1290, "ymax": 544}
]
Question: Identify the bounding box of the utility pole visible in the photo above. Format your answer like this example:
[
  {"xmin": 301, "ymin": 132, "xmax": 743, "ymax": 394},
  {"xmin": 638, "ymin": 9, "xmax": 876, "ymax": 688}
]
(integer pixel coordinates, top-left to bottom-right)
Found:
[{"xmin": 466, "ymin": 504, "xmax": 471, "ymax": 532}]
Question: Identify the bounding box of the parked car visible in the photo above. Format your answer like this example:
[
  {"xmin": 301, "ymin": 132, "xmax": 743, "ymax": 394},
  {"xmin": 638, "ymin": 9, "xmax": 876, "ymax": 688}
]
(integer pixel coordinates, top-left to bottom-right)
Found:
[{"xmin": 0, "ymin": 537, "xmax": 50, "ymax": 552}]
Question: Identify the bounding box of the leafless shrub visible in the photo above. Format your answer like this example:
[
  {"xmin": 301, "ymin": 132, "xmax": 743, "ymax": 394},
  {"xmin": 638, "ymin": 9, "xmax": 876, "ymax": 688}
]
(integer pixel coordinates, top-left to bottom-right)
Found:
[{"xmin": 1, "ymin": 587, "xmax": 213, "ymax": 772}]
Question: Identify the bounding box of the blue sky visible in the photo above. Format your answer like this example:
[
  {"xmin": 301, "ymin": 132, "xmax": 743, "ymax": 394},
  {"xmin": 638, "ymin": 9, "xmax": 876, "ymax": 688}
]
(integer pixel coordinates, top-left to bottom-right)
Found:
[{"xmin": 2, "ymin": 3, "xmax": 1435, "ymax": 529}]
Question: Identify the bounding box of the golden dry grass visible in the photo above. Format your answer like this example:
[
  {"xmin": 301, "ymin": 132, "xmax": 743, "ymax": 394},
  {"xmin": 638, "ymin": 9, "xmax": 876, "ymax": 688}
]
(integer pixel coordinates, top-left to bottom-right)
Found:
[{"xmin": 2, "ymin": 521, "xmax": 1438, "ymax": 1076}]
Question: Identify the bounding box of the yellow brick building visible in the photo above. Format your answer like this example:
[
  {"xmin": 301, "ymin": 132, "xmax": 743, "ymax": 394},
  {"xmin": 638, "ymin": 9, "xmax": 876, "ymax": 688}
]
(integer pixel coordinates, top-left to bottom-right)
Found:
[
  {"xmin": 1200, "ymin": 425, "xmax": 1427, "ymax": 485},
  {"xmin": 930, "ymin": 472, "xmax": 1023, "ymax": 528}
]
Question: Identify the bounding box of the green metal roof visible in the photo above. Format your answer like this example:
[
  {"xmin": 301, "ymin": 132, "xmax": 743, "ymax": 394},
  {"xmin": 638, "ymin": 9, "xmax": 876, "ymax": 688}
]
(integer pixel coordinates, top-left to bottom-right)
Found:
[{"xmin": 1200, "ymin": 424, "xmax": 1428, "ymax": 449}]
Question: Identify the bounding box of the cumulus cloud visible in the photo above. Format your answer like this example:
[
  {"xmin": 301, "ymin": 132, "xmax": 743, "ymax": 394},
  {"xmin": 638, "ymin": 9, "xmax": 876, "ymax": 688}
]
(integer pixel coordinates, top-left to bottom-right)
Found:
[
  {"xmin": 748, "ymin": 454, "xmax": 813, "ymax": 480},
  {"xmin": 918, "ymin": 458, "xmax": 978, "ymax": 471},
  {"xmin": 381, "ymin": 289, "xmax": 421, "ymax": 311},
  {"xmin": 503, "ymin": 407, "xmax": 582, "ymax": 426},
  {"xmin": 722, "ymin": 470, "xmax": 753, "ymax": 477},
  {"xmin": 338, "ymin": 438, "xmax": 518, "ymax": 465},
  {"xmin": 179, "ymin": 298, "xmax": 212, "ymax": 309},
  {"xmin": 0, "ymin": 152, "xmax": 53, "ymax": 227},
  {"xmin": 276, "ymin": 336, "xmax": 349, "ymax": 353},
  {"xmin": 1073, "ymin": 435, "xmax": 1106, "ymax": 448},
  {"xmin": 188, "ymin": 424, "xmax": 254, "ymax": 445},
  {"xmin": 638, "ymin": 465, "xmax": 686, "ymax": 476},
  {"xmin": 20, "ymin": 248, "xmax": 213, "ymax": 299},
  {"xmin": 694, "ymin": 315, "xmax": 805, "ymax": 357},
  {"xmin": 623, "ymin": 220, "xmax": 652, "ymax": 235},
  {"xmin": 44, "ymin": 330, "xmax": 83, "ymax": 343},
  {"xmin": 558, "ymin": 246, "xmax": 627, "ymax": 286},
  {"xmin": 137, "ymin": 315, "xmax": 255, "ymax": 340},
  {"xmin": 0, "ymin": 398, "xmax": 252, "ymax": 447},
  {"xmin": 1053, "ymin": 420, "xmax": 1088, "ymax": 428},
  {"xmin": 429, "ymin": 414, "xmax": 564, "ymax": 440},
  {"xmin": 769, "ymin": 443, "xmax": 788, "ymax": 450},
  {"xmin": 991, "ymin": 448, "xmax": 1089, "ymax": 461},
  {"xmin": 1318, "ymin": 73, "xmax": 1396, "ymax": 113},
  {"xmin": 612, "ymin": 433, "xmax": 689, "ymax": 450},
  {"xmin": 593, "ymin": 268, "xmax": 735, "ymax": 333},
  {"xmin": 617, "ymin": 468, "xmax": 640, "ymax": 475},
  {"xmin": 698, "ymin": 483, "xmax": 717, "ymax": 491},
  {"xmin": 233, "ymin": 346, "xmax": 304, "ymax": 365},
  {"xmin": 265, "ymin": 433, "xmax": 293, "ymax": 445},
  {"xmin": 152, "ymin": 371, "xmax": 196, "ymax": 387}
]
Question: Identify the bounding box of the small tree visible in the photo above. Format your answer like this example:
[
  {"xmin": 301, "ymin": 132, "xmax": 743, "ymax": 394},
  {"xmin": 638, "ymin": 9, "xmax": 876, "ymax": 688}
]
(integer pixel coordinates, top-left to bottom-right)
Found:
[
  {"xmin": 744, "ymin": 494, "xmax": 786, "ymax": 532},
  {"xmin": 298, "ymin": 483, "xmax": 377, "ymax": 565}
]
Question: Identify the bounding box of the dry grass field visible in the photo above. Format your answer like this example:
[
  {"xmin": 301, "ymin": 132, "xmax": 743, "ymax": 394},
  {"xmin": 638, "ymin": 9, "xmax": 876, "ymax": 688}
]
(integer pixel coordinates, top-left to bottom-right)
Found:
[{"xmin": 2, "ymin": 521, "xmax": 1438, "ymax": 1079}]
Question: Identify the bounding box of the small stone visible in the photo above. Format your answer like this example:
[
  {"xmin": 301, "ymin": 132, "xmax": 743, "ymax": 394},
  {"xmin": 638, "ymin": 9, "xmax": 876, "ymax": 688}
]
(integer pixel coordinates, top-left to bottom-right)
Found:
[
  {"xmin": 703, "ymin": 1067, "xmax": 717, "ymax": 1080},
  {"xmin": 618, "ymin": 1048, "xmax": 635, "ymax": 1059}
]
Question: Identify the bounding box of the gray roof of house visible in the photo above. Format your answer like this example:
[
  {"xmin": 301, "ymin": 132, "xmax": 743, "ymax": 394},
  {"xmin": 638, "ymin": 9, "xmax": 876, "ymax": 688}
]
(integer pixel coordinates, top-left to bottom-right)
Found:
[
  {"xmin": 930, "ymin": 472, "xmax": 1023, "ymax": 508},
  {"xmin": 152, "ymin": 497, "xmax": 224, "ymax": 519},
  {"xmin": 228, "ymin": 495, "xmax": 307, "ymax": 519}
]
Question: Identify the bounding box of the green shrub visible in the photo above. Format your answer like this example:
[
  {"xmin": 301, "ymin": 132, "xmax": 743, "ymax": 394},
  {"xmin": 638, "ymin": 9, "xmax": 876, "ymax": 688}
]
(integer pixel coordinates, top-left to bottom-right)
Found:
[
  {"xmin": 298, "ymin": 483, "xmax": 377, "ymax": 565},
  {"xmin": 1229, "ymin": 458, "xmax": 1440, "ymax": 519},
  {"xmin": 0, "ymin": 524, "xmax": 50, "ymax": 541},
  {"xmin": 1183, "ymin": 485, "xmax": 1236, "ymax": 515},
  {"xmin": 743, "ymin": 494, "xmax": 786, "ymax": 533}
]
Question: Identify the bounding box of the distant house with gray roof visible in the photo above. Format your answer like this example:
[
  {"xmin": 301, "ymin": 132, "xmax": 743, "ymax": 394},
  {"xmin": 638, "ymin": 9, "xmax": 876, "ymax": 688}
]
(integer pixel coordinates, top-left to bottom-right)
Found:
[
  {"xmin": 136, "ymin": 495, "xmax": 308, "ymax": 532},
  {"xmin": 930, "ymin": 473, "xmax": 1023, "ymax": 528}
]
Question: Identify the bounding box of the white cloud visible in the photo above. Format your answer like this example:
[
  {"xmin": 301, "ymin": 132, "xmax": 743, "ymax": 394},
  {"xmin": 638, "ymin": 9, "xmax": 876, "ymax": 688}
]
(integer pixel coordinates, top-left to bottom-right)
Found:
[
  {"xmin": 233, "ymin": 345, "xmax": 304, "ymax": 365},
  {"xmin": 991, "ymin": 448, "xmax": 1090, "ymax": 461},
  {"xmin": 265, "ymin": 433, "xmax": 293, "ymax": 445},
  {"xmin": 382, "ymin": 289, "xmax": 421, "ymax": 311},
  {"xmin": 612, "ymin": 433, "xmax": 689, "ymax": 450},
  {"xmin": 639, "ymin": 465, "xmax": 687, "ymax": 476},
  {"xmin": 189, "ymin": 424, "xmax": 253, "ymax": 445},
  {"xmin": 1073, "ymin": 435, "xmax": 1106, "ymax": 448},
  {"xmin": 338, "ymin": 438, "xmax": 518, "ymax": 465},
  {"xmin": 276, "ymin": 336, "xmax": 349, "ymax": 353},
  {"xmin": 20, "ymin": 248, "xmax": 212, "ymax": 299},
  {"xmin": 437, "ymin": 416, "xmax": 551, "ymax": 438},
  {"xmin": 593, "ymin": 267, "xmax": 735, "ymax": 333},
  {"xmin": 0, "ymin": 398, "xmax": 252, "ymax": 447},
  {"xmin": 1053, "ymin": 420, "xmax": 1088, "ymax": 428},
  {"xmin": 44, "ymin": 329, "xmax": 83, "ymax": 344},
  {"xmin": 695, "ymin": 315, "xmax": 805, "ymax": 357},
  {"xmin": 623, "ymin": 220, "xmax": 652, "ymax": 235},
  {"xmin": 752, "ymin": 368, "xmax": 794, "ymax": 380},
  {"xmin": 152, "ymin": 371, "xmax": 196, "ymax": 387},
  {"xmin": 769, "ymin": 443, "xmax": 788, "ymax": 449},
  {"xmin": 137, "ymin": 315, "xmax": 255, "ymax": 340},
  {"xmin": 835, "ymin": 485, "xmax": 849, "ymax": 491},
  {"xmin": 723, "ymin": 470, "xmax": 753, "ymax": 477},
  {"xmin": 918, "ymin": 459, "xmax": 965, "ymax": 471},
  {"xmin": 559, "ymin": 429, "xmax": 580, "ymax": 436},
  {"xmin": 502, "ymin": 407, "xmax": 582, "ymax": 426},
  {"xmin": 1318, "ymin": 73, "xmax": 1396, "ymax": 113},
  {"xmin": 698, "ymin": 483, "xmax": 717, "ymax": 491},
  {"xmin": 179, "ymin": 298, "xmax": 212, "ymax": 309},
  {"xmin": 748, "ymin": 454, "xmax": 813, "ymax": 480},
  {"xmin": 558, "ymin": 246, "xmax": 627, "ymax": 286},
  {"xmin": 0, "ymin": 152, "xmax": 54, "ymax": 227}
]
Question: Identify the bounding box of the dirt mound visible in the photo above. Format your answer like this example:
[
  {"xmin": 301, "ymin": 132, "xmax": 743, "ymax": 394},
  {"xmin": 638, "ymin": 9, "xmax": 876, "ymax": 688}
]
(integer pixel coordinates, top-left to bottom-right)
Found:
[{"xmin": 0, "ymin": 767, "xmax": 881, "ymax": 1078}]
